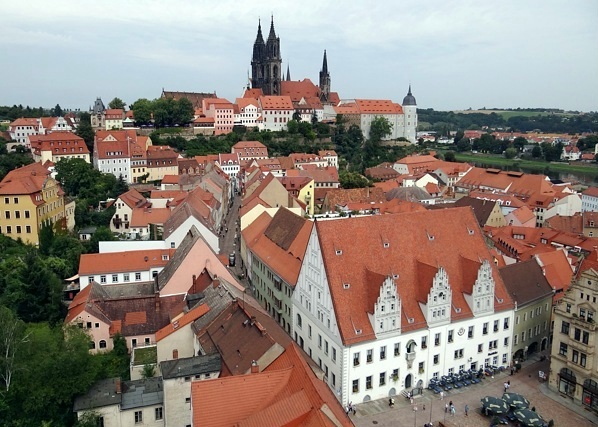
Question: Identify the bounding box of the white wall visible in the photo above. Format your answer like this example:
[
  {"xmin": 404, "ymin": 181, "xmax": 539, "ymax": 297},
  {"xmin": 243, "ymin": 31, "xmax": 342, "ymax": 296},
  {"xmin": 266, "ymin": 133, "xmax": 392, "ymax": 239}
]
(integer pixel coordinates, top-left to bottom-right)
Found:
[
  {"xmin": 165, "ymin": 217, "xmax": 219, "ymax": 253},
  {"xmin": 99, "ymin": 240, "xmax": 170, "ymax": 253}
]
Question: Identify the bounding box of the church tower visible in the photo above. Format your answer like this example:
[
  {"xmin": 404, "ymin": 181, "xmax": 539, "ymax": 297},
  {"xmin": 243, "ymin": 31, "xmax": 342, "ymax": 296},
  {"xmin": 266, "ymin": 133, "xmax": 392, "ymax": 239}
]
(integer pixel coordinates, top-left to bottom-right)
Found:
[
  {"xmin": 402, "ymin": 85, "xmax": 418, "ymax": 143},
  {"xmin": 319, "ymin": 50, "xmax": 331, "ymax": 103},
  {"xmin": 251, "ymin": 17, "xmax": 282, "ymax": 95}
]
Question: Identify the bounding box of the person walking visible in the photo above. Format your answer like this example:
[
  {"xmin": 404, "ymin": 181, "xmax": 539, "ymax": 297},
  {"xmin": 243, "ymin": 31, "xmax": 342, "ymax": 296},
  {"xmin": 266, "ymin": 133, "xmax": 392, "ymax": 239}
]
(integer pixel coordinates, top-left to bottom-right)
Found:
[
  {"xmin": 440, "ymin": 390, "xmax": 444, "ymax": 400},
  {"xmin": 445, "ymin": 403, "xmax": 449, "ymax": 413},
  {"xmin": 450, "ymin": 405, "xmax": 456, "ymax": 416},
  {"xmin": 504, "ymin": 382, "xmax": 509, "ymax": 392},
  {"xmin": 465, "ymin": 404, "xmax": 469, "ymax": 416}
]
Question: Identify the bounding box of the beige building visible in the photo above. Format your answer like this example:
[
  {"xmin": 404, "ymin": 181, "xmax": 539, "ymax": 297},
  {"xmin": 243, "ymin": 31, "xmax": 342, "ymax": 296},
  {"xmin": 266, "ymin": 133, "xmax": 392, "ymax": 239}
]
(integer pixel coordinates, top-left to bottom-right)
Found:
[
  {"xmin": 0, "ymin": 162, "xmax": 69, "ymax": 245},
  {"xmin": 499, "ymin": 259, "xmax": 554, "ymax": 362},
  {"xmin": 549, "ymin": 254, "xmax": 598, "ymax": 412}
]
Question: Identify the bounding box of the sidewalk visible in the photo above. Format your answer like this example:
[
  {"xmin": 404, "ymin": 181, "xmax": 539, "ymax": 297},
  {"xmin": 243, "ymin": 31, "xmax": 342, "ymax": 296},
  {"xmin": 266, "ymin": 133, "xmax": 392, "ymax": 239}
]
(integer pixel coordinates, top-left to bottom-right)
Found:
[{"xmin": 351, "ymin": 351, "xmax": 596, "ymax": 426}]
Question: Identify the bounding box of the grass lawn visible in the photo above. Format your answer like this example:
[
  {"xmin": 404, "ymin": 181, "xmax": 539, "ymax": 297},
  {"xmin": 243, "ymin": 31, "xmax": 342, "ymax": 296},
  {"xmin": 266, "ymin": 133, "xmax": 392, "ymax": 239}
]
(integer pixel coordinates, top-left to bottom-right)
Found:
[{"xmin": 133, "ymin": 346, "xmax": 157, "ymax": 366}]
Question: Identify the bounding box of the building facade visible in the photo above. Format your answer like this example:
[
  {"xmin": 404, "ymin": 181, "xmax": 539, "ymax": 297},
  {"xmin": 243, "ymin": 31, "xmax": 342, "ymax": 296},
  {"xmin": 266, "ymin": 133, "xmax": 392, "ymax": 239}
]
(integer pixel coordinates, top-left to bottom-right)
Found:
[
  {"xmin": 292, "ymin": 209, "xmax": 515, "ymax": 405},
  {"xmin": 549, "ymin": 256, "xmax": 598, "ymax": 413}
]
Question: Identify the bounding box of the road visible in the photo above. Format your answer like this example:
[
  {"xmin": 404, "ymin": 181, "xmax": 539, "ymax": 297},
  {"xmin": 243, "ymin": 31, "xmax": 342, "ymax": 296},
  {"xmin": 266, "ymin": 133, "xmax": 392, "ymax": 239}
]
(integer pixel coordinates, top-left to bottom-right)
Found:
[
  {"xmin": 351, "ymin": 352, "xmax": 596, "ymax": 427},
  {"xmin": 219, "ymin": 192, "xmax": 245, "ymax": 284}
]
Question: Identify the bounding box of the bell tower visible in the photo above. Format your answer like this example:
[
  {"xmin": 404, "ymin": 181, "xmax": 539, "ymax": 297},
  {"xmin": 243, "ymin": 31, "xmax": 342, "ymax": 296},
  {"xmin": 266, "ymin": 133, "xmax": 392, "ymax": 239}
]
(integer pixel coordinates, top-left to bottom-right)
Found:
[{"xmin": 319, "ymin": 50, "xmax": 331, "ymax": 103}]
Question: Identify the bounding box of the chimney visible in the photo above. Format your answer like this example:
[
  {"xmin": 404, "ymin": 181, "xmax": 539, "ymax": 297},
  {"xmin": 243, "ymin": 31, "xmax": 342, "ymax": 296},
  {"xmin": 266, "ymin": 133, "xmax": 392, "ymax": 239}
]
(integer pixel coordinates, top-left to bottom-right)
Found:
[
  {"xmin": 192, "ymin": 274, "xmax": 197, "ymax": 292},
  {"xmin": 115, "ymin": 378, "xmax": 122, "ymax": 394},
  {"xmin": 155, "ymin": 293, "xmax": 161, "ymax": 312},
  {"xmin": 250, "ymin": 360, "xmax": 259, "ymax": 374},
  {"xmin": 172, "ymin": 349, "xmax": 179, "ymax": 359},
  {"xmin": 213, "ymin": 276, "xmax": 220, "ymax": 289}
]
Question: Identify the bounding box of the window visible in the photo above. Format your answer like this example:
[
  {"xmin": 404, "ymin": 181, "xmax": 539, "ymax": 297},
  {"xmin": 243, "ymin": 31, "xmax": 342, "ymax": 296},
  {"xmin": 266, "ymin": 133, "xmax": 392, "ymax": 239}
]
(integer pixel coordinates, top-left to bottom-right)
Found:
[
  {"xmin": 575, "ymin": 328, "xmax": 581, "ymax": 341},
  {"xmin": 296, "ymin": 313, "xmax": 302, "ymax": 328},
  {"xmin": 367, "ymin": 349, "xmax": 373, "ymax": 363},
  {"xmin": 504, "ymin": 337, "xmax": 509, "ymax": 346},
  {"xmin": 132, "ymin": 339, "xmax": 137, "ymax": 348},
  {"xmin": 573, "ymin": 350, "xmax": 579, "ymax": 363},
  {"xmin": 4, "ymin": 211, "xmax": 10, "ymax": 219},
  {"xmin": 15, "ymin": 226, "xmax": 21, "ymax": 234},
  {"xmin": 134, "ymin": 411, "xmax": 143, "ymax": 424},
  {"xmin": 566, "ymin": 303, "xmax": 571, "ymax": 313},
  {"xmin": 95, "ymin": 323, "xmax": 100, "ymax": 328},
  {"xmin": 124, "ymin": 273, "xmax": 130, "ymax": 282},
  {"xmin": 468, "ymin": 326, "xmax": 474, "ymax": 338},
  {"xmin": 135, "ymin": 272, "xmax": 141, "ymax": 281},
  {"xmin": 583, "ymin": 331, "xmax": 590, "ymax": 345},
  {"xmin": 112, "ymin": 274, "xmax": 118, "ymax": 283},
  {"xmin": 318, "ymin": 334, "xmax": 322, "ymax": 348},
  {"xmin": 521, "ymin": 331, "xmax": 526, "ymax": 341},
  {"xmin": 97, "ymin": 416, "xmax": 104, "ymax": 427},
  {"xmin": 380, "ymin": 346, "xmax": 386, "ymax": 360},
  {"xmin": 394, "ymin": 343, "xmax": 400, "ymax": 356},
  {"xmin": 494, "ymin": 320, "xmax": 499, "ymax": 332},
  {"xmin": 100, "ymin": 275, "xmax": 106, "ymax": 284},
  {"xmin": 352, "ymin": 379, "xmax": 359, "ymax": 393},
  {"xmin": 581, "ymin": 353, "xmax": 587, "ymax": 367},
  {"xmin": 489, "ymin": 340, "xmax": 498, "ymax": 350},
  {"xmin": 561, "ymin": 321, "xmax": 570, "ymax": 335},
  {"xmin": 25, "ymin": 210, "xmax": 30, "ymax": 219},
  {"xmin": 308, "ymin": 325, "xmax": 312, "ymax": 338},
  {"xmin": 332, "ymin": 347, "xmax": 337, "ymax": 362},
  {"xmin": 478, "ymin": 344, "xmax": 483, "ymax": 353},
  {"xmin": 379, "ymin": 372, "xmax": 386, "ymax": 386},
  {"xmin": 559, "ymin": 342, "xmax": 568, "ymax": 356},
  {"xmin": 185, "ymin": 397, "xmax": 191, "ymax": 403},
  {"xmin": 580, "ymin": 308, "xmax": 586, "ymax": 320},
  {"xmin": 448, "ymin": 330, "xmax": 453, "ymax": 343},
  {"xmin": 353, "ymin": 352, "xmax": 360, "ymax": 366},
  {"xmin": 434, "ymin": 354, "xmax": 439, "ymax": 365},
  {"xmin": 15, "ymin": 211, "xmax": 20, "ymax": 219},
  {"xmin": 26, "ymin": 225, "xmax": 31, "ymax": 233},
  {"xmin": 421, "ymin": 336, "xmax": 427, "ymax": 348},
  {"xmin": 434, "ymin": 333, "xmax": 441, "ymax": 346},
  {"xmin": 366, "ymin": 375, "xmax": 372, "ymax": 390},
  {"xmin": 99, "ymin": 340, "xmax": 107, "ymax": 349},
  {"xmin": 454, "ymin": 349, "xmax": 464, "ymax": 359},
  {"xmin": 483, "ymin": 322, "xmax": 488, "ymax": 335},
  {"xmin": 514, "ymin": 335, "xmax": 518, "ymax": 345},
  {"xmin": 155, "ymin": 407, "xmax": 163, "ymax": 420}
]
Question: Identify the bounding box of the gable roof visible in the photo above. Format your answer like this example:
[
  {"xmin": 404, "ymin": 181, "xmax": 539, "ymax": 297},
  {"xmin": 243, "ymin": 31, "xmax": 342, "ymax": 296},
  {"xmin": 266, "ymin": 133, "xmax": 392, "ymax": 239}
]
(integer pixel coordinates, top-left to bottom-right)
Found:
[
  {"xmin": 315, "ymin": 208, "xmax": 513, "ymax": 345},
  {"xmin": 454, "ymin": 196, "xmax": 500, "ymax": 226},
  {"xmin": 191, "ymin": 342, "xmax": 351, "ymax": 427},
  {"xmin": 155, "ymin": 303, "xmax": 210, "ymax": 341},
  {"xmin": 499, "ymin": 259, "xmax": 554, "ymax": 307}
]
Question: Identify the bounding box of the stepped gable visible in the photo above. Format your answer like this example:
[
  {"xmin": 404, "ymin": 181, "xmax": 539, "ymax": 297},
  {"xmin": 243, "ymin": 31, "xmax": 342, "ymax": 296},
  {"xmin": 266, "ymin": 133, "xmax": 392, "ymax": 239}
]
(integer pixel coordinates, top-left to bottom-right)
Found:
[{"xmin": 315, "ymin": 207, "xmax": 513, "ymax": 346}]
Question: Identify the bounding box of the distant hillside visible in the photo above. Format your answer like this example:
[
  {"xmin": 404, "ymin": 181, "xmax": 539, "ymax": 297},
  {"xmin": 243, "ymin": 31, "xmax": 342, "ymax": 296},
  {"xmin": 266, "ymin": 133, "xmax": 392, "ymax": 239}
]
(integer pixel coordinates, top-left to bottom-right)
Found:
[{"xmin": 417, "ymin": 108, "xmax": 597, "ymax": 135}]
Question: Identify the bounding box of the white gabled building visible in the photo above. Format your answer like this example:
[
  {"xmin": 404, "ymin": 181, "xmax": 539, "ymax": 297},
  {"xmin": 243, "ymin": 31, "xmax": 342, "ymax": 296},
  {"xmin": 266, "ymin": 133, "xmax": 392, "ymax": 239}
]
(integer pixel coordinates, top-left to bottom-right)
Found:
[{"xmin": 292, "ymin": 208, "xmax": 515, "ymax": 405}]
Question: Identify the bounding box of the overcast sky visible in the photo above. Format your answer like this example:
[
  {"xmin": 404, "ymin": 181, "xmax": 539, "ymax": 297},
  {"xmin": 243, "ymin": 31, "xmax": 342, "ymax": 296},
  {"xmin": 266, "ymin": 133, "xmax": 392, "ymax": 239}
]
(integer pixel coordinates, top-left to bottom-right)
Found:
[{"xmin": 1, "ymin": 0, "xmax": 597, "ymax": 112}]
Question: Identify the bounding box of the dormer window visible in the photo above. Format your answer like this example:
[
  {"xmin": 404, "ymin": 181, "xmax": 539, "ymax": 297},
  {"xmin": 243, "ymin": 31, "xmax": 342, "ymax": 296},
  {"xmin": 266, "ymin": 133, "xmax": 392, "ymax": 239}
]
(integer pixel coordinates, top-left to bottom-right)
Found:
[
  {"xmin": 335, "ymin": 249, "xmax": 342, "ymax": 255},
  {"xmin": 383, "ymin": 242, "xmax": 390, "ymax": 248}
]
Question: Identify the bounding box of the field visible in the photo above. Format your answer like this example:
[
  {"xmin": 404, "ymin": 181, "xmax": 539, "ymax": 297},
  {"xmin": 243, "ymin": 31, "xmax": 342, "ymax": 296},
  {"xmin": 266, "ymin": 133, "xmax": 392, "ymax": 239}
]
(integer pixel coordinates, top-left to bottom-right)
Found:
[{"xmin": 452, "ymin": 109, "xmax": 570, "ymax": 120}]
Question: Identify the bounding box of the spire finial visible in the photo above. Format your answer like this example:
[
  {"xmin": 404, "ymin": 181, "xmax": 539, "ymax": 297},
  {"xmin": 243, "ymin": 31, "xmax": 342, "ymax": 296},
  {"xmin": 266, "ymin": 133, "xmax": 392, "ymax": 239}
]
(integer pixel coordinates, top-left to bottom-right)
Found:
[
  {"xmin": 408, "ymin": 83, "xmax": 412, "ymax": 95},
  {"xmin": 286, "ymin": 63, "xmax": 291, "ymax": 81},
  {"xmin": 322, "ymin": 49, "xmax": 328, "ymax": 73}
]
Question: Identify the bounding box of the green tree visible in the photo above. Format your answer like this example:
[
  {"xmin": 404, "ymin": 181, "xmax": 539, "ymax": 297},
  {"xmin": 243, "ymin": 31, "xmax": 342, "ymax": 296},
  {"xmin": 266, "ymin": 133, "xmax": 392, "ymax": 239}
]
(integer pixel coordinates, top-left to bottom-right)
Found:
[
  {"xmin": 504, "ymin": 147, "xmax": 518, "ymax": 159},
  {"xmin": 531, "ymin": 145, "xmax": 542, "ymax": 158},
  {"xmin": 444, "ymin": 151, "xmax": 456, "ymax": 162},
  {"xmin": 76, "ymin": 112, "xmax": 95, "ymax": 153},
  {"xmin": 339, "ymin": 171, "xmax": 371, "ymax": 189},
  {"xmin": 292, "ymin": 111, "xmax": 301, "ymax": 121},
  {"xmin": 513, "ymin": 136, "xmax": 528, "ymax": 152},
  {"xmin": 369, "ymin": 116, "xmax": 393, "ymax": 143},
  {"xmin": 86, "ymin": 226, "xmax": 117, "ymax": 253},
  {"xmin": 0, "ymin": 307, "xmax": 28, "ymax": 393},
  {"xmin": 456, "ymin": 137, "xmax": 471, "ymax": 152},
  {"xmin": 287, "ymin": 120, "xmax": 299, "ymax": 134},
  {"xmin": 141, "ymin": 364, "xmax": 156, "ymax": 379},
  {"xmin": 51, "ymin": 104, "xmax": 63, "ymax": 117},
  {"xmin": 174, "ymin": 97, "xmax": 194, "ymax": 125},
  {"xmin": 130, "ymin": 98, "xmax": 153, "ymax": 125},
  {"xmin": 453, "ymin": 130, "xmax": 464, "ymax": 144},
  {"xmin": 108, "ymin": 97, "xmax": 126, "ymax": 110}
]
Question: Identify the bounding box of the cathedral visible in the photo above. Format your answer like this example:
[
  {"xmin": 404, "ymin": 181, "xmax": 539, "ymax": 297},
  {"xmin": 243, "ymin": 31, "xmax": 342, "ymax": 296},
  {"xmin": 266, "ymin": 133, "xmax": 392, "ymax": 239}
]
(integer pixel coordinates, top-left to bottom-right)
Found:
[{"xmin": 250, "ymin": 17, "xmax": 332, "ymax": 103}]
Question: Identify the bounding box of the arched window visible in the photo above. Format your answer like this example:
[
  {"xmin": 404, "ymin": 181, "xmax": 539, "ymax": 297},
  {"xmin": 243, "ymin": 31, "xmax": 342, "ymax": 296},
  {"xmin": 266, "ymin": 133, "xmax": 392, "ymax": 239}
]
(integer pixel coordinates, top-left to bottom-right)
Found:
[
  {"xmin": 583, "ymin": 379, "xmax": 598, "ymax": 410},
  {"xmin": 296, "ymin": 313, "xmax": 302, "ymax": 329},
  {"xmin": 559, "ymin": 368, "xmax": 576, "ymax": 396},
  {"xmin": 99, "ymin": 340, "xmax": 107, "ymax": 349},
  {"xmin": 89, "ymin": 341, "xmax": 96, "ymax": 350}
]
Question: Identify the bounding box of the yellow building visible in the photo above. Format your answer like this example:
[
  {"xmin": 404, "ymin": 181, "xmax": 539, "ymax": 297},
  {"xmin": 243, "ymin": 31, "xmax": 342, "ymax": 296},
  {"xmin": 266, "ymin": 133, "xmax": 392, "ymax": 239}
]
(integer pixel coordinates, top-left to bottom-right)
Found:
[{"xmin": 0, "ymin": 162, "xmax": 68, "ymax": 245}]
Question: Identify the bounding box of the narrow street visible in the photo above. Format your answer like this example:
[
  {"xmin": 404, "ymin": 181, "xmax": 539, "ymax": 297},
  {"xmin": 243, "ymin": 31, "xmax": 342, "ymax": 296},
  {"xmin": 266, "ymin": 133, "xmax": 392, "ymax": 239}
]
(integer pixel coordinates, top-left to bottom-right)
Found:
[{"xmin": 219, "ymin": 192, "xmax": 244, "ymax": 284}]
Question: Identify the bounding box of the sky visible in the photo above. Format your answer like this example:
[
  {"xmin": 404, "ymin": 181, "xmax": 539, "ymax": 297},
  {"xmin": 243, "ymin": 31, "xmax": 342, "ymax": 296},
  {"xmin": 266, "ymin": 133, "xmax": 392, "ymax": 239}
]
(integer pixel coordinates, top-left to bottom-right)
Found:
[{"xmin": 1, "ymin": 0, "xmax": 597, "ymax": 112}]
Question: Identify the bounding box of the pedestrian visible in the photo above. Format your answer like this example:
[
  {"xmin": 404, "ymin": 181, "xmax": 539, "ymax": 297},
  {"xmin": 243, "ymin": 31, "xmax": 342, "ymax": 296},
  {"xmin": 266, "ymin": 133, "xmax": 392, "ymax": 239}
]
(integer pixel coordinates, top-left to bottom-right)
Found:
[
  {"xmin": 449, "ymin": 400, "xmax": 453, "ymax": 408},
  {"xmin": 465, "ymin": 404, "xmax": 469, "ymax": 416},
  {"xmin": 504, "ymin": 382, "xmax": 508, "ymax": 392},
  {"xmin": 352, "ymin": 406, "xmax": 356, "ymax": 415},
  {"xmin": 410, "ymin": 396, "xmax": 414, "ymax": 405},
  {"xmin": 423, "ymin": 404, "xmax": 426, "ymax": 411},
  {"xmin": 445, "ymin": 403, "xmax": 449, "ymax": 413},
  {"xmin": 511, "ymin": 367, "xmax": 514, "ymax": 376},
  {"xmin": 507, "ymin": 380, "xmax": 510, "ymax": 387},
  {"xmin": 451, "ymin": 405, "xmax": 456, "ymax": 416},
  {"xmin": 440, "ymin": 390, "xmax": 444, "ymax": 400}
]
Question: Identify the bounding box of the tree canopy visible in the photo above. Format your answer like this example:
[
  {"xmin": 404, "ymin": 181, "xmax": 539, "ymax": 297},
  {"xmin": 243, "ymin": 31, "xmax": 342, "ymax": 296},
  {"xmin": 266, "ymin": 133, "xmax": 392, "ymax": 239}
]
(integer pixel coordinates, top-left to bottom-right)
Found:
[{"xmin": 108, "ymin": 97, "xmax": 126, "ymax": 110}]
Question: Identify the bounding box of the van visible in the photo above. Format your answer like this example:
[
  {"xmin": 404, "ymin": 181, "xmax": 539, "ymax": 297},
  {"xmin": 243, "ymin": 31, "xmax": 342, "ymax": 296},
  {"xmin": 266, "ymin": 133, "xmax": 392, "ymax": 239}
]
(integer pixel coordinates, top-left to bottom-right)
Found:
[{"xmin": 228, "ymin": 253, "xmax": 236, "ymax": 267}]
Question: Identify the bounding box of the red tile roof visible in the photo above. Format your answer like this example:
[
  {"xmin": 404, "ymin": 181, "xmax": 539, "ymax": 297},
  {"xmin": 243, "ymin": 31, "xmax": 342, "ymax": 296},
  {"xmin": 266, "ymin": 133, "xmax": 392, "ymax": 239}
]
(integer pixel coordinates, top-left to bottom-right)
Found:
[
  {"xmin": 79, "ymin": 249, "xmax": 174, "ymax": 275},
  {"xmin": 0, "ymin": 162, "xmax": 54, "ymax": 196},
  {"xmin": 280, "ymin": 79, "xmax": 320, "ymax": 102},
  {"xmin": 316, "ymin": 208, "xmax": 514, "ymax": 345},
  {"xmin": 192, "ymin": 342, "xmax": 352, "ymax": 427},
  {"xmin": 583, "ymin": 186, "xmax": 598, "ymax": 198},
  {"xmin": 155, "ymin": 303, "xmax": 210, "ymax": 341},
  {"xmin": 259, "ymin": 95, "xmax": 294, "ymax": 110},
  {"xmin": 355, "ymin": 99, "xmax": 403, "ymax": 114}
]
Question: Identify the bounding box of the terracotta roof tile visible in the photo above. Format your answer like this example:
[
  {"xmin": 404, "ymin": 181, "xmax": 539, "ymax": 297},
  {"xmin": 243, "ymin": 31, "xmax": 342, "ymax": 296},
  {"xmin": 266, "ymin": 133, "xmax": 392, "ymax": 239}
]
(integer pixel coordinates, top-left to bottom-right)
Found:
[
  {"xmin": 316, "ymin": 208, "xmax": 514, "ymax": 345},
  {"xmin": 155, "ymin": 303, "xmax": 209, "ymax": 341},
  {"xmin": 124, "ymin": 311, "xmax": 147, "ymax": 325}
]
